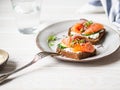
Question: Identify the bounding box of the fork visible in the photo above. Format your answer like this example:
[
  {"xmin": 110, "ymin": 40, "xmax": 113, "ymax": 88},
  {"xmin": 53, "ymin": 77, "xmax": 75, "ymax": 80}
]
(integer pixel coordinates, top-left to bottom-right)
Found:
[{"xmin": 0, "ymin": 51, "xmax": 60, "ymax": 84}]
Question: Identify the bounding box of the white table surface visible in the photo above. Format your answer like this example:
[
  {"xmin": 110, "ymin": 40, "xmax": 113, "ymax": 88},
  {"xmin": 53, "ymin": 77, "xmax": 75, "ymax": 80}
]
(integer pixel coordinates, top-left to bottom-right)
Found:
[{"xmin": 0, "ymin": 0, "xmax": 120, "ymax": 90}]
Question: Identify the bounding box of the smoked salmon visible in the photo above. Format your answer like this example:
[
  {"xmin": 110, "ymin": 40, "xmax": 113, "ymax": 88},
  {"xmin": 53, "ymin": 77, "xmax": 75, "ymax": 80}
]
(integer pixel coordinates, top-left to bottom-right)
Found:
[
  {"xmin": 84, "ymin": 23, "xmax": 104, "ymax": 35},
  {"xmin": 68, "ymin": 19, "xmax": 106, "ymax": 44},
  {"xmin": 56, "ymin": 35, "xmax": 96, "ymax": 60},
  {"xmin": 61, "ymin": 36, "xmax": 95, "ymax": 53}
]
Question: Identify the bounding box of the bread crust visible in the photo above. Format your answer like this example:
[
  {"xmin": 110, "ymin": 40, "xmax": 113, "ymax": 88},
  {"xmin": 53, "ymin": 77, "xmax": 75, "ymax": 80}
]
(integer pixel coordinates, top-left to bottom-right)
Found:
[
  {"xmin": 56, "ymin": 47, "xmax": 96, "ymax": 60},
  {"xmin": 68, "ymin": 28, "xmax": 105, "ymax": 44}
]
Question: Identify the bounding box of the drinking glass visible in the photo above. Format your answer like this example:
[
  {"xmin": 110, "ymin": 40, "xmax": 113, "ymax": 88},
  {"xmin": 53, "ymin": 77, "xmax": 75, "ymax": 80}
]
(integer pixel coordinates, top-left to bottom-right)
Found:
[{"xmin": 11, "ymin": 0, "xmax": 42, "ymax": 34}]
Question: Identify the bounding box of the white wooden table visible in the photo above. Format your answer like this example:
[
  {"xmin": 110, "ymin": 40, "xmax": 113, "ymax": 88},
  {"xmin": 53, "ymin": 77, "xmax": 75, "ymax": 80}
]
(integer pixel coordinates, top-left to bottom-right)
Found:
[{"xmin": 0, "ymin": 0, "xmax": 120, "ymax": 90}]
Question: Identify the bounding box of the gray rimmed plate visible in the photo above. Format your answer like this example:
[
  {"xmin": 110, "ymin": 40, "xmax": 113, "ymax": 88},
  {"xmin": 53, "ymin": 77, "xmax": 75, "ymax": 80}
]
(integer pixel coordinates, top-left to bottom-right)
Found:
[{"xmin": 36, "ymin": 20, "xmax": 120, "ymax": 62}]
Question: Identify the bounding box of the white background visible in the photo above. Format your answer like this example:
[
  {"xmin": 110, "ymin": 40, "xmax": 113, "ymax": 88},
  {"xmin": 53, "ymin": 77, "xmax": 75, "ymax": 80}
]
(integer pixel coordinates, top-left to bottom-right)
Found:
[{"xmin": 0, "ymin": 0, "xmax": 120, "ymax": 90}]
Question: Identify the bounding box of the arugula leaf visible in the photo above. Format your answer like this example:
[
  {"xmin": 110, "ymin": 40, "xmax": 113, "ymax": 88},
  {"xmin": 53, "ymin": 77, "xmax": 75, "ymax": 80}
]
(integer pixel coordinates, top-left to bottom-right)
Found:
[
  {"xmin": 82, "ymin": 33, "xmax": 91, "ymax": 36},
  {"xmin": 48, "ymin": 35, "xmax": 57, "ymax": 47},
  {"xmin": 48, "ymin": 42, "xmax": 54, "ymax": 47},
  {"xmin": 58, "ymin": 43, "xmax": 67, "ymax": 49},
  {"xmin": 82, "ymin": 31, "xmax": 100, "ymax": 36},
  {"xmin": 48, "ymin": 35, "xmax": 57, "ymax": 42},
  {"xmin": 84, "ymin": 20, "xmax": 93, "ymax": 27},
  {"xmin": 79, "ymin": 39, "xmax": 85, "ymax": 43}
]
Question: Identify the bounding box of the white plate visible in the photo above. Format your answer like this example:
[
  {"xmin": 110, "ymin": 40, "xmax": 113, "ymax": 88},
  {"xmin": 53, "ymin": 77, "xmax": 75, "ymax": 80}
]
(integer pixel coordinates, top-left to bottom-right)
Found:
[{"xmin": 36, "ymin": 20, "xmax": 120, "ymax": 62}]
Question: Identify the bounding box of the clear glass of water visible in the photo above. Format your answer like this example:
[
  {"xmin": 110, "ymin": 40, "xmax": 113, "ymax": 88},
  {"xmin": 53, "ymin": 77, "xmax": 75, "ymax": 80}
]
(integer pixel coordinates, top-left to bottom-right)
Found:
[{"xmin": 11, "ymin": 0, "xmax": 42, "ymax": 34}]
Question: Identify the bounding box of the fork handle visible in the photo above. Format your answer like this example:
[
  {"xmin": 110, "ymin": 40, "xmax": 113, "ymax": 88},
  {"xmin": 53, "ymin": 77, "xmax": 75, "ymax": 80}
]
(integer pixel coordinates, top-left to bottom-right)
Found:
[
  {"xmin": 0, "ymin": 51, "xmax": 59, "ymax": 84},
  {"xmin": 0, "ymin": 55, "xmax": 40, "ymax": 84}
]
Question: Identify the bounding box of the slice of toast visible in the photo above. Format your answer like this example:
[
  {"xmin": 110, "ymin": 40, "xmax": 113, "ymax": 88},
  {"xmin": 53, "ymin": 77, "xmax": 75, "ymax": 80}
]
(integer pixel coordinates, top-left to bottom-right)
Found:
[
  {"xmin": 56, "ymin": 36, "xmax": 96, "ymax": 60},
  {"xmin": 68, "ymin": 28, "xmax": 106, "ymax": 44},
  {"xmin": 57, "ymin": 47, "xmax": 96, "ymax": 60},
  {"xmin": 84, "ymin": 29, "xmax": 106, "ymax": 44}
]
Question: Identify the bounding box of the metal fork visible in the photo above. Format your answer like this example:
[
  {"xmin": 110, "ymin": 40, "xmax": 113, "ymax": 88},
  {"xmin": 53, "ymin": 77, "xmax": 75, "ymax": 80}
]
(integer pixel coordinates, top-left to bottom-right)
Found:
[{"xmin": 0, "ymin": 51, "xmax": 59, "ymax": 84}]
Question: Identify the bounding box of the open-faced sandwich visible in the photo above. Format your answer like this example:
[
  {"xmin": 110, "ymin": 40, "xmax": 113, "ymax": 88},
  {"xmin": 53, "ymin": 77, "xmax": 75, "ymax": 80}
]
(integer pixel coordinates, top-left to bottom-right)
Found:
[
  {"xmin": 68, "ymin": 19, "xmax": 106, "ymax": 44},
  {"xmin": 56, "ymin": 35, "xmax": 96, "ymax": 60}
]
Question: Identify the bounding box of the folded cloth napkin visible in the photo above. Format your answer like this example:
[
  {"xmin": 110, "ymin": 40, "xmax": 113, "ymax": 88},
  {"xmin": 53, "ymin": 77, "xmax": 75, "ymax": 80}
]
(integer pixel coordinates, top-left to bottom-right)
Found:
[
  {"xmin": 89, "ymin": 0, "xmax": 120, "ymax": 27},
  {"xmin": 101, "ymin": 0, "xmax": 120, "ymax": 29},
  {"xmin": 89, "ymin": 0, "xmax": 102, "ymax": 6},
  {"xmin": 77, "ymin": 0, "xmax": 120, "ymax": 29},
  {"xmin": 76, "ymin": 0, "xmax": 104, "ymax": 13}
]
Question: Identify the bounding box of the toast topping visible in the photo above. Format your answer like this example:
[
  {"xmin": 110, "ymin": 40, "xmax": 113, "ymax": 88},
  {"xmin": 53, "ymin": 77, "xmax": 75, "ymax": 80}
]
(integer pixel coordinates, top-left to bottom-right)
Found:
[
  {"xmin": 58, "ymin": 36, "xmax": 95, "ymax": 53},
  {"xmin": 72, "ymin": 42, "xmax": 95, "ymax": 53},
  {"xmin": 83, "ymin": 23, "xmax": 104, "ymax": 35},
  {"xmin": 70, "ymin": 20, "xmax": 104, "ymax": 36},
  {"xmin": 71, "ymin": 23, "xmax": 84, "ymax": 34}
]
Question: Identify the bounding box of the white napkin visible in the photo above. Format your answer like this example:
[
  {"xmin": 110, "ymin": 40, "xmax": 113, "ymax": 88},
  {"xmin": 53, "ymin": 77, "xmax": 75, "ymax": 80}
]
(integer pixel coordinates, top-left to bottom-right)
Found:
[
  {"xmin": 77, "ymin": 0, "xmax": 104, "ymax": 13},
  {"xmin": 101, "ymin": 0, "xmax": 120, "ymax": 29},
  {"xmin": 77, "ymin": 0, "xmax": 120, "ymax": 30}
]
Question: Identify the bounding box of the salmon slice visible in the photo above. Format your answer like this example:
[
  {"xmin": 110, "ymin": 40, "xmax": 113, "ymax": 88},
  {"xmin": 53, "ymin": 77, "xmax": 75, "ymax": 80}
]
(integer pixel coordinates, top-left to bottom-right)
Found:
[
  {"xmin": 61, "ymin": 36, "xmax": 95, "ymax": 53},
  {"xmin": 72, "ymin": 42, "xmax": 95, "ymax": 53},
  {"xmin": 71, "ymin": 20, "xmax": 87, "ymax": 34},
  {"xmin": 84, "ymin": 23, "xmax": 104, "ymax": 35},
  {"xmin": 71, "ymin": 23, "xmax": 84, "ymax": 34},
  {"xmin": 61, "ymin": 36, "xmax": 72, "ymax": 47}
]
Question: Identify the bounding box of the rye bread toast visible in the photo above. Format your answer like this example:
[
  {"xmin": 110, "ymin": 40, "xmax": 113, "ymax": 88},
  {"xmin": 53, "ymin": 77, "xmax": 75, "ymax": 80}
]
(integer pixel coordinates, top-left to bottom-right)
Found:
[
  {"xmin": 68, "ymin": 28, "xmax": 106, "ymax": 44},
  {"xmin": 57, "ymin": 47, "xmax": 96, "ymax": 60},
  {"xmin": 56, "ymin": 36, "xmax": 96, "ymax": 60}
]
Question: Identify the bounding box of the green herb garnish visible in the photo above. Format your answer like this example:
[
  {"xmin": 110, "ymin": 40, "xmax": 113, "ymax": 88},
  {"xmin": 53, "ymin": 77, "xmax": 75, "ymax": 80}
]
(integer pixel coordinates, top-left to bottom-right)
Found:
[
  {"xmin": 48, "ymin": 35, "xmax": 57, "ymax": 47},
  {"xmin": 82, "ymin": 31, "xmax": 99, "ymax": 36},
  {"xmin": 84, "ymin": 20, "xmax": 93, "ymax": 27},
  {"xmin": 48, "ymin": 35, "xmax": 57, "ymax": 42},
  {"xmin": 82, "ymin": 33, "xmax": 91, "ymax": 36},
  {"xmin": 79, "ymin": 39, "xmax": 85, "ymax": 43},
  {"xmin": 48, "ymin": 42, "xmax": 54, "ymax": 47},
  {"xmin": 70, "ymin": 34, "xmax": 74, "ymax": 36},
  {"xmin": 70, "ymin": 38, "xmax": 86, "ymax": 46},
  {"xmin": 58, "ymin": 43, "xmax": 67, "ymax": 49}
]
